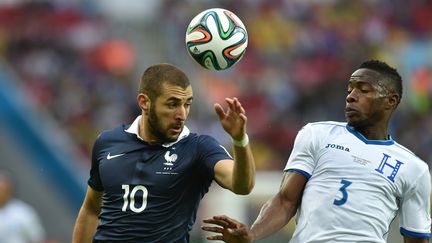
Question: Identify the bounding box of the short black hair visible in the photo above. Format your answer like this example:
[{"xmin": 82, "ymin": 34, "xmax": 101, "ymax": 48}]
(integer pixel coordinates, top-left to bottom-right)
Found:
[
  {"xmin": 139, "ymin": 63, "xmax": 191, "ymax": 101},
  {"xmin": 359, "ymin": 60, "xmax": 403, "ymax": 101}
]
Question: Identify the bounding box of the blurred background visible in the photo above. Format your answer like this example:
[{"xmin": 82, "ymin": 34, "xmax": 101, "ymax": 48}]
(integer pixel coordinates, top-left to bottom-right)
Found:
[{"xmin": 0, "ymin": 0, "xmax": 431, "ymax": 242}]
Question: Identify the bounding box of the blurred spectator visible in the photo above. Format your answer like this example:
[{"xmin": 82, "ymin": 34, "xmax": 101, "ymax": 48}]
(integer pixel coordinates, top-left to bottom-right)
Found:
[{"xmin": 0, "ymin": 170, "xmax": 46, "ymax": 243}]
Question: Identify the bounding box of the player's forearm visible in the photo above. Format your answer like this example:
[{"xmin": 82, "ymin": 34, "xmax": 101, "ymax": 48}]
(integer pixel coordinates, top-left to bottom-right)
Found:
[
  {"xmin": 72, "ymin": 209, "xmax": 99, "ymax": 243},
  {"xmin": 231, "ymin": 143, "xmax": 256, "ymax": 194},
  {"xmin": 250, "ymin": 193, "xmax": 296, "ymax": 241},
  {"xmin": 403, "ymin": 237, "xmax": 429, "ymax": 243}
]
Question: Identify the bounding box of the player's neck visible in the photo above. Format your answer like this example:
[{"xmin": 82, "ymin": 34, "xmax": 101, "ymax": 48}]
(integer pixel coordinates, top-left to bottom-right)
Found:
[
  {"xmin": 354, "ymin": 125, "xmax": 389, "ymax": 141},
  {"xmin": 138, "ymin": 118, "xmax": 159, "ymax": 145}
]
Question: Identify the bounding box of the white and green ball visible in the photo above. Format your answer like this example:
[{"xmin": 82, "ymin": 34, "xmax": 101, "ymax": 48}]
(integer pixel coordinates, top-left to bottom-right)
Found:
[{"xmin": 185, "ymin": 8, "xmax": 248, "ymax": 71}]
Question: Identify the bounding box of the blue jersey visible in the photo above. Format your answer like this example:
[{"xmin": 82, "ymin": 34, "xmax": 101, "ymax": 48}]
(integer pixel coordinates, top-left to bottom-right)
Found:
[{"xmin": 88, "ymin": 116, "xmax": 232, "ymax": 242}]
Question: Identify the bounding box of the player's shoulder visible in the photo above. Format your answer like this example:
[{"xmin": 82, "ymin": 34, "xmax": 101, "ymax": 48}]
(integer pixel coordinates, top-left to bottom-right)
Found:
[
  {"xmin": 181, "ymin": 133, "xmax": 217, "ymax": 145},
  {"xmin": 172, "ymin": 133, "xmax": 225, "ymax": 159},
  {"xmin": 92, "ymin": 124, "xmax": 137, "ymax": 153},
  {"xmin": 307, "ymin": 121, "xmax": 346, "ymax": 128},
  {"xmin": 392, "ymin": 141, "xmax": 429, "ymax": 171},
  {"xmin": 302, "ymin": 121, "xmax": 347, "ymax": 134},
  {"xmin": 178, "ymin": 132, "xmax": 225, "ymax": 151},
  {"xmin": 96, "ymin": 124, "xmax": 128, "ymax": 142}
]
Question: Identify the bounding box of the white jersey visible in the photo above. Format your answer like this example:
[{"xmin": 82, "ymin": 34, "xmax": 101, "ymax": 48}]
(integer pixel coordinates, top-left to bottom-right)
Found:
[
  {"xmin": 0, "ymin": 199, "xmax": 45, "ymax": 243},
  {"xmin": 284, "ymin": 121, "xmax": 431, "ymax": 243}
]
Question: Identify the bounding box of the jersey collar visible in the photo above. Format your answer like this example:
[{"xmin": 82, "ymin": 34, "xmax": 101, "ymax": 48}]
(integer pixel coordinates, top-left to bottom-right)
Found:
[
  {"xmin": 346, "ymin": 125, "xmax": 394, "ymax": 145},
  {"xmin": 125, "ymin": 115, "xmax": 190, "ymax": 147}
]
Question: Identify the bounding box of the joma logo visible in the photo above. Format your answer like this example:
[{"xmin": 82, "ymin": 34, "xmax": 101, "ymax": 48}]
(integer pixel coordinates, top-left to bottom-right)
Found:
[{"xmin": 325, "ymin": 143, "xmax": 350, "ymax": 152}]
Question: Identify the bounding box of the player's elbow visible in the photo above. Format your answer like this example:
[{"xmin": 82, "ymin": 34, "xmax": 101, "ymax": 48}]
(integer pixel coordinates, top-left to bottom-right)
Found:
[
  {"xmin": 232, "ymin": 181, "xmax": 255, "ymax": 195},
  {"xmin": 233, "ymin": 189, "xmax": 251, "ymax": 195},
  {"xmin": 235, "ymin": 189, "xmax": 252, "ymax": 195}
]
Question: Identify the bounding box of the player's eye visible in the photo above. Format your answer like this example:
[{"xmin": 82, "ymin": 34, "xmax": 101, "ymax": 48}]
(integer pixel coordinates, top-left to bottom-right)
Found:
[
  {"xmin": 359, "ymin": 86, "xmax": 371, "ymax": 93},
  {"xmin": 360, "ymin": 83, "xmax": 374, "ymax": 93},
  {"xmin": 167, "ymin": 102, "xmax": 178, "ymax": 108}
]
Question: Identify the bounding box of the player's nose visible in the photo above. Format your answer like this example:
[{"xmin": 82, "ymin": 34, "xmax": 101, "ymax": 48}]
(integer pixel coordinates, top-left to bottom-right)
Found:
[
  {"xmin": 346, "ymin": 90, "xmax": 358, "ymax": 103},
  {"xmin": 176, "ymin": 106, "xmax": 187, "ymax": 121}
]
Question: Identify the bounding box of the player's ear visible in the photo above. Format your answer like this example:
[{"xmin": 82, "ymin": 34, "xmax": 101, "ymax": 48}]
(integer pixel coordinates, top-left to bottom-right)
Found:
[
  {"xmin": 137, "ymin": 93, "xmax": 151, "ymax": 114},
  {"xmin": 385, "ymin": 93, "xmax": 400, "ymax": 110}
]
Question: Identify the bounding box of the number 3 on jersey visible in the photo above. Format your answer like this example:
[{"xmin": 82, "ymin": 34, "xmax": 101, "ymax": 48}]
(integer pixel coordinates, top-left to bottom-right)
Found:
[
  {"xmin": 333, "ymin": 179, "xmax": 352, "ymax": 206},
  {"xmin": 122, "ymin": 184, "xmax": 148, "ymax": 213}
]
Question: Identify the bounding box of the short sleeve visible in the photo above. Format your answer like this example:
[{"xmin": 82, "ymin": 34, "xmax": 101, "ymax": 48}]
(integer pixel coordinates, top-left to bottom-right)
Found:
[
  {"xmin": 284, "ymin": 123, "xmax": 318, "ymax": 178},
  {"xmin": 88, "ymin": 134, "xmax": 104, "ymax": 191},
  {"xmin": 400, "ymin": 169, "xmax": 431, "ymax": 238},
  {"xmin": 197, "ymin": 135, "xmax": 232, "ymax": 178}
]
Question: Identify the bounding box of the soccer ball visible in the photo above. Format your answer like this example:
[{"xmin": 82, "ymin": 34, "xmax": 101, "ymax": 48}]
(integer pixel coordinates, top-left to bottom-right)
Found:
[{"xmin": 185, "ymin": 8, "xmax": 248, "ymax": 71}]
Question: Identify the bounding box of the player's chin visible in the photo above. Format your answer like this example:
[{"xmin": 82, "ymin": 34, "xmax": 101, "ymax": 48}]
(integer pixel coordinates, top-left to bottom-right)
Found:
[
  {"xmin": 345, "ymin": 116, "xmax": 359, "ymax": 127},
  {"xmin": 346, "ymin": 117, "xmax": 366, "ymax": 128},
  {"xmin": 166, "ymin": 129, "xmax": 181, "ymax": 141}
]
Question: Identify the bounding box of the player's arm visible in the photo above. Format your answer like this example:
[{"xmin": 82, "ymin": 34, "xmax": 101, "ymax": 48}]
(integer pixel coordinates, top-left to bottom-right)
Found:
[
  {"xmin": 213, "ymin": 97, "xmax": 255, "ymax": 195},
  {"xmin": 203, "ymin": 170, "xmax": 307, "ymax": 242},
  {"xmin": 249, "ymin": 170, "xmax": 306, "ymax": 240},
  {"xmin": 214, "ymin": 142, "xmax": 255, "ymax": 194},
  {"xmin": 399, "ymin": 167, "xmax": 431, "ymax": 243},
  {"xmin": 72, "ymin": 186, "xmax": 103, "ymax": 243},
  {"xmin": 403, "ymin": 236, "xmax": 429, "ymax": 243}
]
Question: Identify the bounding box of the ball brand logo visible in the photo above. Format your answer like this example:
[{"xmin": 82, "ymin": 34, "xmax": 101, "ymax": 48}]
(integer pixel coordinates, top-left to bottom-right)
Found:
[{"xmin": 164, "ymin": 151, "xmax": 178, "ymax": 166}]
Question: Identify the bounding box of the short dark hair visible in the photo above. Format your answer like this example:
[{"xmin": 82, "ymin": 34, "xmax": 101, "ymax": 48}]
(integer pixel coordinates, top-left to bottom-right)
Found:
[
  {"xmin": 139, "ymin": 63, "xmax": 191, "ymax": 101},
  {"xmin": 359, "ymin": 60, "xmax": 403, "ymax": 101}
]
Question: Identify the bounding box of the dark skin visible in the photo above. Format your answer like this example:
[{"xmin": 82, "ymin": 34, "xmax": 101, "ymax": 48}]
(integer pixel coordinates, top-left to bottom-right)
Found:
[
  {"xmin": 202, "ymin": 68, "xmax": 429, "ymax": 243},
  {"xmin": 202, "ymin": 170, "xmax": 305, "ymax": 243},
  {"xmin": 345, "ymin": 68, "xmax": 400, "ymax": 140}
]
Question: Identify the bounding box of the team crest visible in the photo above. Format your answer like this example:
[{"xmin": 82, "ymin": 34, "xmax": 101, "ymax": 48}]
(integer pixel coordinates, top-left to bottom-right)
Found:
[{"xmin": 164, "ymin": 151, "xmax": 178, "ymax": 166}]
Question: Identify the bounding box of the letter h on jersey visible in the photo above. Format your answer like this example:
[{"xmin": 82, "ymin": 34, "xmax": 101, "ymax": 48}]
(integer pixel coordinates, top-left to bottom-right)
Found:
[{"xmin": 375, "ymin": 153, "xmax": 404, "ymax": 182}]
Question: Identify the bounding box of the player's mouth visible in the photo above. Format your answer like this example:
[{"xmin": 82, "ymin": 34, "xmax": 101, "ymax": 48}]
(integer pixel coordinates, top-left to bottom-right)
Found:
[
  {"xmin": 345, "ymin": 107, "xmax": 358, "ymax": 116},
  {"xmin": 170, "ymin": 124, "xmax": 183, "ymax": 134}
]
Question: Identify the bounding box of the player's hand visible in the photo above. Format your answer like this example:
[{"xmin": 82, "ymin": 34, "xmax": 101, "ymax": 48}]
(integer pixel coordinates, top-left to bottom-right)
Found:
[
  {"xmin": 214, "ymin": 97, "xmax": 247, "ymax": 141},
  {"xmin": 202, "ymin": 215, "xmax": 253, "ymax": 243}
]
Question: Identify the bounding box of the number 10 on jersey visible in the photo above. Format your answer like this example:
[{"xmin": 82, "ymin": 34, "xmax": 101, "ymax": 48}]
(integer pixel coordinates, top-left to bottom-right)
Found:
[{"xmin": 122, "ymin": 184, "xmax": 149, "ymax": 213}]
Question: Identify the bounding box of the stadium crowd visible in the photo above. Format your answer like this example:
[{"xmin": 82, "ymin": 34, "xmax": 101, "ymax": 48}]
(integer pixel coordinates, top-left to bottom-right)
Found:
[{"xmin": 0, "ymin": 0, "xmax": 431, "ymax": 171}]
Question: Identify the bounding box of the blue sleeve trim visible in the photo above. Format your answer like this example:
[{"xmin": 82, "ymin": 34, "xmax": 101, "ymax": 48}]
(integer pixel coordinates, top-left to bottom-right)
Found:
[
  {"xmin": 285, "ymin": 169, "xmax": 311, "ymax": 180},
  {"xmin": 400, "ymin": 227, "xmax": 431, "ymax": 239}
]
